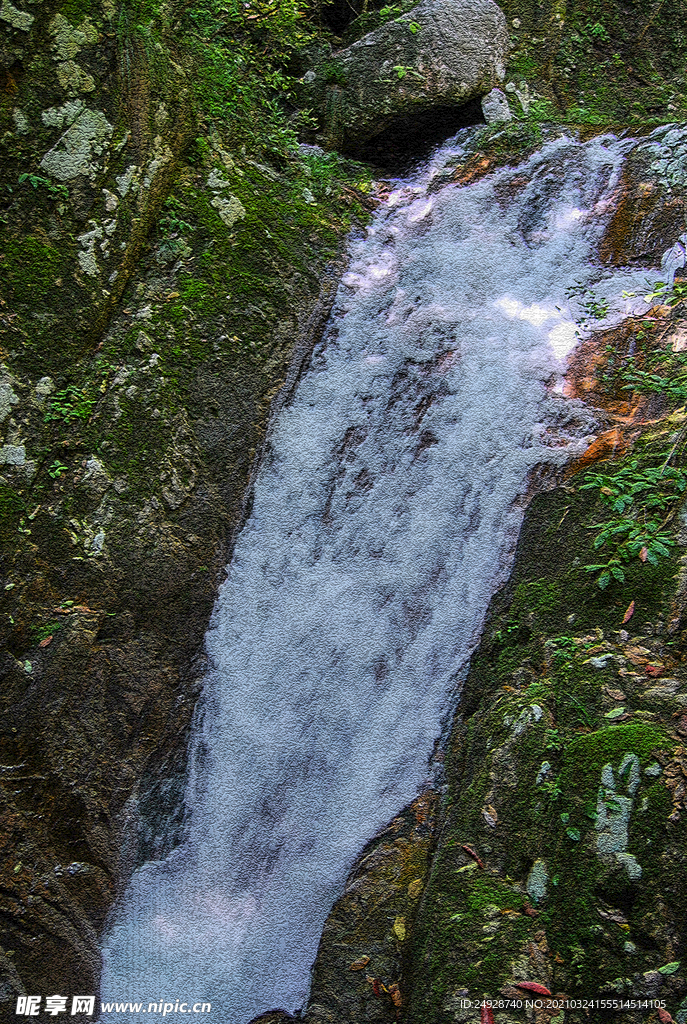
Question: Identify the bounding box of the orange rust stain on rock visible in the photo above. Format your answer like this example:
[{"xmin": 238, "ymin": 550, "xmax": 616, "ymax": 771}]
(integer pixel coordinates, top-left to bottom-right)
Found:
[
  {"xmin": 453, "ymin": 155, "xmax": 494, "ymax": 187},
  {"xmin": 565, "ymin": 428, "xmax": 632, "ymax": 477},
  {"xmin": 599, "ymin": 162, "xmax": 686, "ymax": 268}
]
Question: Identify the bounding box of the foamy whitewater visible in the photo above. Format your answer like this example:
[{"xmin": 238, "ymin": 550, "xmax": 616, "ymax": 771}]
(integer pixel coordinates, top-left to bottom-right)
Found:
[{"xmin": 100, "ymin": 127, "xmax": 680, "ymax": 1022}]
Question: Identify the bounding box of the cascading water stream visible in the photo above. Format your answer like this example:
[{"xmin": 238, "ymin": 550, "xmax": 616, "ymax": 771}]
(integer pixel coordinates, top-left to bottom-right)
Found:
[{"xmin": 100, "ymin": 128, "xmax": 674, "ymax": 1022}]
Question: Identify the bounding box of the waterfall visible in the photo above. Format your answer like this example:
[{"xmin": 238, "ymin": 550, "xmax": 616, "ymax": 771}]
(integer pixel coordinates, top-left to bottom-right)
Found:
[{"xmin": 100, "ymin": 128, "xmax": 667, "ymax": 1022}]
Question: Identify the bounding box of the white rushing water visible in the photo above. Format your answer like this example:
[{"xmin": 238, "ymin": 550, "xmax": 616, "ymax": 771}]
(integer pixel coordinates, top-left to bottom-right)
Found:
[{"xmin": 101, "ymin": 128, "xmax": 670, "ymax": 1022}]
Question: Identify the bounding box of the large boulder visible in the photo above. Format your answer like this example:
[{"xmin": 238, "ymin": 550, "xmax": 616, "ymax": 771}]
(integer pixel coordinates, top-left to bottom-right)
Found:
[{"xmin": 309, "ymin": 0, "xmax": 509, "ymax": 157}]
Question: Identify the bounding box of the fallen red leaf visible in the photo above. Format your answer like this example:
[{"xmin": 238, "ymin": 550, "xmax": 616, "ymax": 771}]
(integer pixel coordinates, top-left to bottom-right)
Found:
[
  {"xmin": 658, "ymin": 1010, "xmax": 673, "ymax": 1024},
  {"xmin": 645, "ymin": 663, "xmax": 664, "ymax": 677},
  {"xmin": 639, "ymin": 547, "xmax": 648, "ymax": 563},
  {"xmin": 39, "ymin": 636, "xmax": 53, "ymax": 648},
  {"xmin": 622, "ymin": 600, "xmax": 635, "ymax": 624},
  {"xmin": 514, "ymin": 981, "xmax": 552, "ymax": 996},
  {"xmin": 481, "ymin": 1006, "xmax": 495, "ymax": 1024},
  {"xmin": 461, "ymin": 844, "xmax": 484, "ymax": 869},
  {"xmin": 523, "ymin": 902, "xmax": 539, "ymax": 917},
  {"xmin": 367, "ymin": 977, "xmax": 385, "ymax": 998}
]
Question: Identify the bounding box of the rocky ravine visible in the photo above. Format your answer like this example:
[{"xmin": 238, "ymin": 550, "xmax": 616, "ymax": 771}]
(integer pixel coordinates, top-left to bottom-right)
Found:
[{"xmin": 1, "ymin": 0, "xmax": 687, "ymax": 1020}]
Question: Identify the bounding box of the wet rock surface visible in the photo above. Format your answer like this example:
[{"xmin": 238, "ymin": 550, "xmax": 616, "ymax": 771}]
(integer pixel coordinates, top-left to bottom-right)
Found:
[
  {"xmin": 600, "ymin": 132, "xmax": 687, "ymax": 268},
  {"xmin": 304, "ymin": 793, "xmax": 437, "ymax": 1023},
  {"xmin": 304, "ymin": 0, "xmax": 508, "ymax": 157}
]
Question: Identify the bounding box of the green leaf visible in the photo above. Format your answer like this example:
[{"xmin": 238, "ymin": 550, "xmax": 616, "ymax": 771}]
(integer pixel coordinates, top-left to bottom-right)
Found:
[
  {"xmin": 610, "ymin": 565, "xmax": 625, "ymax": 582},
  {"xmin": 604, "ymin": 707, "xmax": 626, "ymax": 719},
  {"xmin": 566, "ymin": 827, "xmax": 581, "ymax": 841},
  {"xmin": 658, "ymin": 961, "xmax": 680, "ymax": 975},
  {"xmin": 597, "ymin": 571, "xmax": 610, "ymax": 589},
  {"xmin": 560, "ymin": 812, "xmax": 570, "ymax": 823}
]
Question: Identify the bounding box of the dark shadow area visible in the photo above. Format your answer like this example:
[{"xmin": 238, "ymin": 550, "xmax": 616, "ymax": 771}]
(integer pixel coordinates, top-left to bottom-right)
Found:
[
  {"xmin": 351, "ymin": 97, "xmax": 485, "ymax": 169},
  {"xmin": 314, "ymin": 0, "xmax": 375, "ymax": 33}
]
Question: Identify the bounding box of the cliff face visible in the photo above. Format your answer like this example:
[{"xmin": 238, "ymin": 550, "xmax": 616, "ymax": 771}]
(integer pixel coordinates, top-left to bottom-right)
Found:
[
  {"xmin": 1, "ymin": 0, "xmax": 687, "ymax": 1018},
  {"xmin": 0, "ymin": 0, "xmax": 369, "ymax": 1010}
]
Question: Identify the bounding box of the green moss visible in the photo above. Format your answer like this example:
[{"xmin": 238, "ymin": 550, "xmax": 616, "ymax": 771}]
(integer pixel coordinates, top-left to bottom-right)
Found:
[
  {"xmin": 59, "ymin": 0, "xmax": 98, "ymax": 25},
  {"xmin": 30, "ymin": 620, "xmax": 63, "ymax": 644},
  {"xmin": 2, "ymin": 237, "xmax": 67, "ymax": 306},
  {"xmin": 498, "ymin": 0, "xmax": 687, "ymax": 123},
  {"xmin": 409, "ymin": 870, "xmax": 533, "ymax": 1016},
  {"xmin": 560, "ymin": 723, "xmax": 669, "ymax": 797},
  {"xmin": 0, "ymin": 484, "xmax": 25, "ymax": 545},
  {"xmin": 105, "ymin": 393, "xmax": 169, "ymax": 490}
]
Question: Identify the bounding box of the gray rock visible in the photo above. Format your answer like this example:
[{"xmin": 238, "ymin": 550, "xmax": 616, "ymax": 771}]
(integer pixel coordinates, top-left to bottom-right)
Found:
[
  {"xmin": 315, "ymin": 0, "xmax": 508, "ymax": 155},
  {"xmin": 526, "ymin": 858, "xmax": 549, "ymax": 902},
  {"xmin": 481, "ymin": 86, "xmax": 512, "ymax": 122},
  {"xmin": 40, "ymin": 107, "xmax": 113, "ymax": 181},
  {"xmin": 0, "ymin": 444, "xmax": 26, "ymax": 466},
  {"xmin": 0, "ymin": 377, "xmax": 19, "ymax": 422}
]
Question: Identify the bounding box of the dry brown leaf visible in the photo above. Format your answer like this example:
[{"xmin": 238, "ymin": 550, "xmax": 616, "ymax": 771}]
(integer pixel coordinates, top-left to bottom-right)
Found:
[
  {"xmin": 349, "ymin": 956, "xmax": 370, "ymax": 971},
  {"xmin": 622, "ymin": 600, "xmax": 635, "ymax": 623},
  {"xmin": 624, "ymin": 645, "xmax": 652, "ymax": 665},
  {"xmin": 462, "ymin": 844, "xmax": 485, "ymax": 867},
  {"xmin": 597, "ymin": 907, "xmax": 628, "ymax": 924}
]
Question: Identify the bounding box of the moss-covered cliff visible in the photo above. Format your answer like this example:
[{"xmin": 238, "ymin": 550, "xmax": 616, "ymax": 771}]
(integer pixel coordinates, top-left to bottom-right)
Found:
[{"xmin": 0, "ymin": 0, "xmax": 372, "ymax": 1011}]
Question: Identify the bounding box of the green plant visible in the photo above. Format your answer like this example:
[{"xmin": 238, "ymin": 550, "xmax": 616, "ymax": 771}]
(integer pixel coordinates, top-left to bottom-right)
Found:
[
  {"xmin": 566, "ymin": 692, "xmax": 596, "ymax": 728},
  {"xmin": 580, "ymin": 461, "xmax": 687, "ymax": 515},
  {"xmin": 493, "ymin": 620, "xmax": 519, "ymax": 643},
  {"xmin": 44, "ymin": 385, "xmax": 97, "ymax": 425},
  {"xmin": 539, "ymin": 775, "xmax": 563, "ymax": 802},
  {"xmin": 643, "ymin": 279, "xmax": 687, "ymax": 308},
  {"xmin": 580, "ymin": 460, "xmax": 686, "ymax": 587},
  {"xmin": 587, "ymin": 20, "xmax": 610, "ymax": 41},
  {"xmin": 18, "ymin": 173, "xmax": 69, "ymax": 200},
  {"xmin": 546, "ymin": 634, "xmax": 580, "ymax": 667},
  {"xmin": 159, "ymin": 198, "xmax": 195, "ymax": 237},
  {"xmin": 620, "ymin": 368, "xmax": 687, "ymax": 401},
  {"xmin": 565, "ymin": 282, "xmax": 610, "ymax": 336},
  {"xmin": 48, "ymin": 460, "xmax": 69, "ymax": 479},
  {"xmin": 389, "ymin": 65, "xmax": 424, "ymax": 81},
  {"xmin": 545, "ymin": 728, "xmax": 563, "ymax": 751}
]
